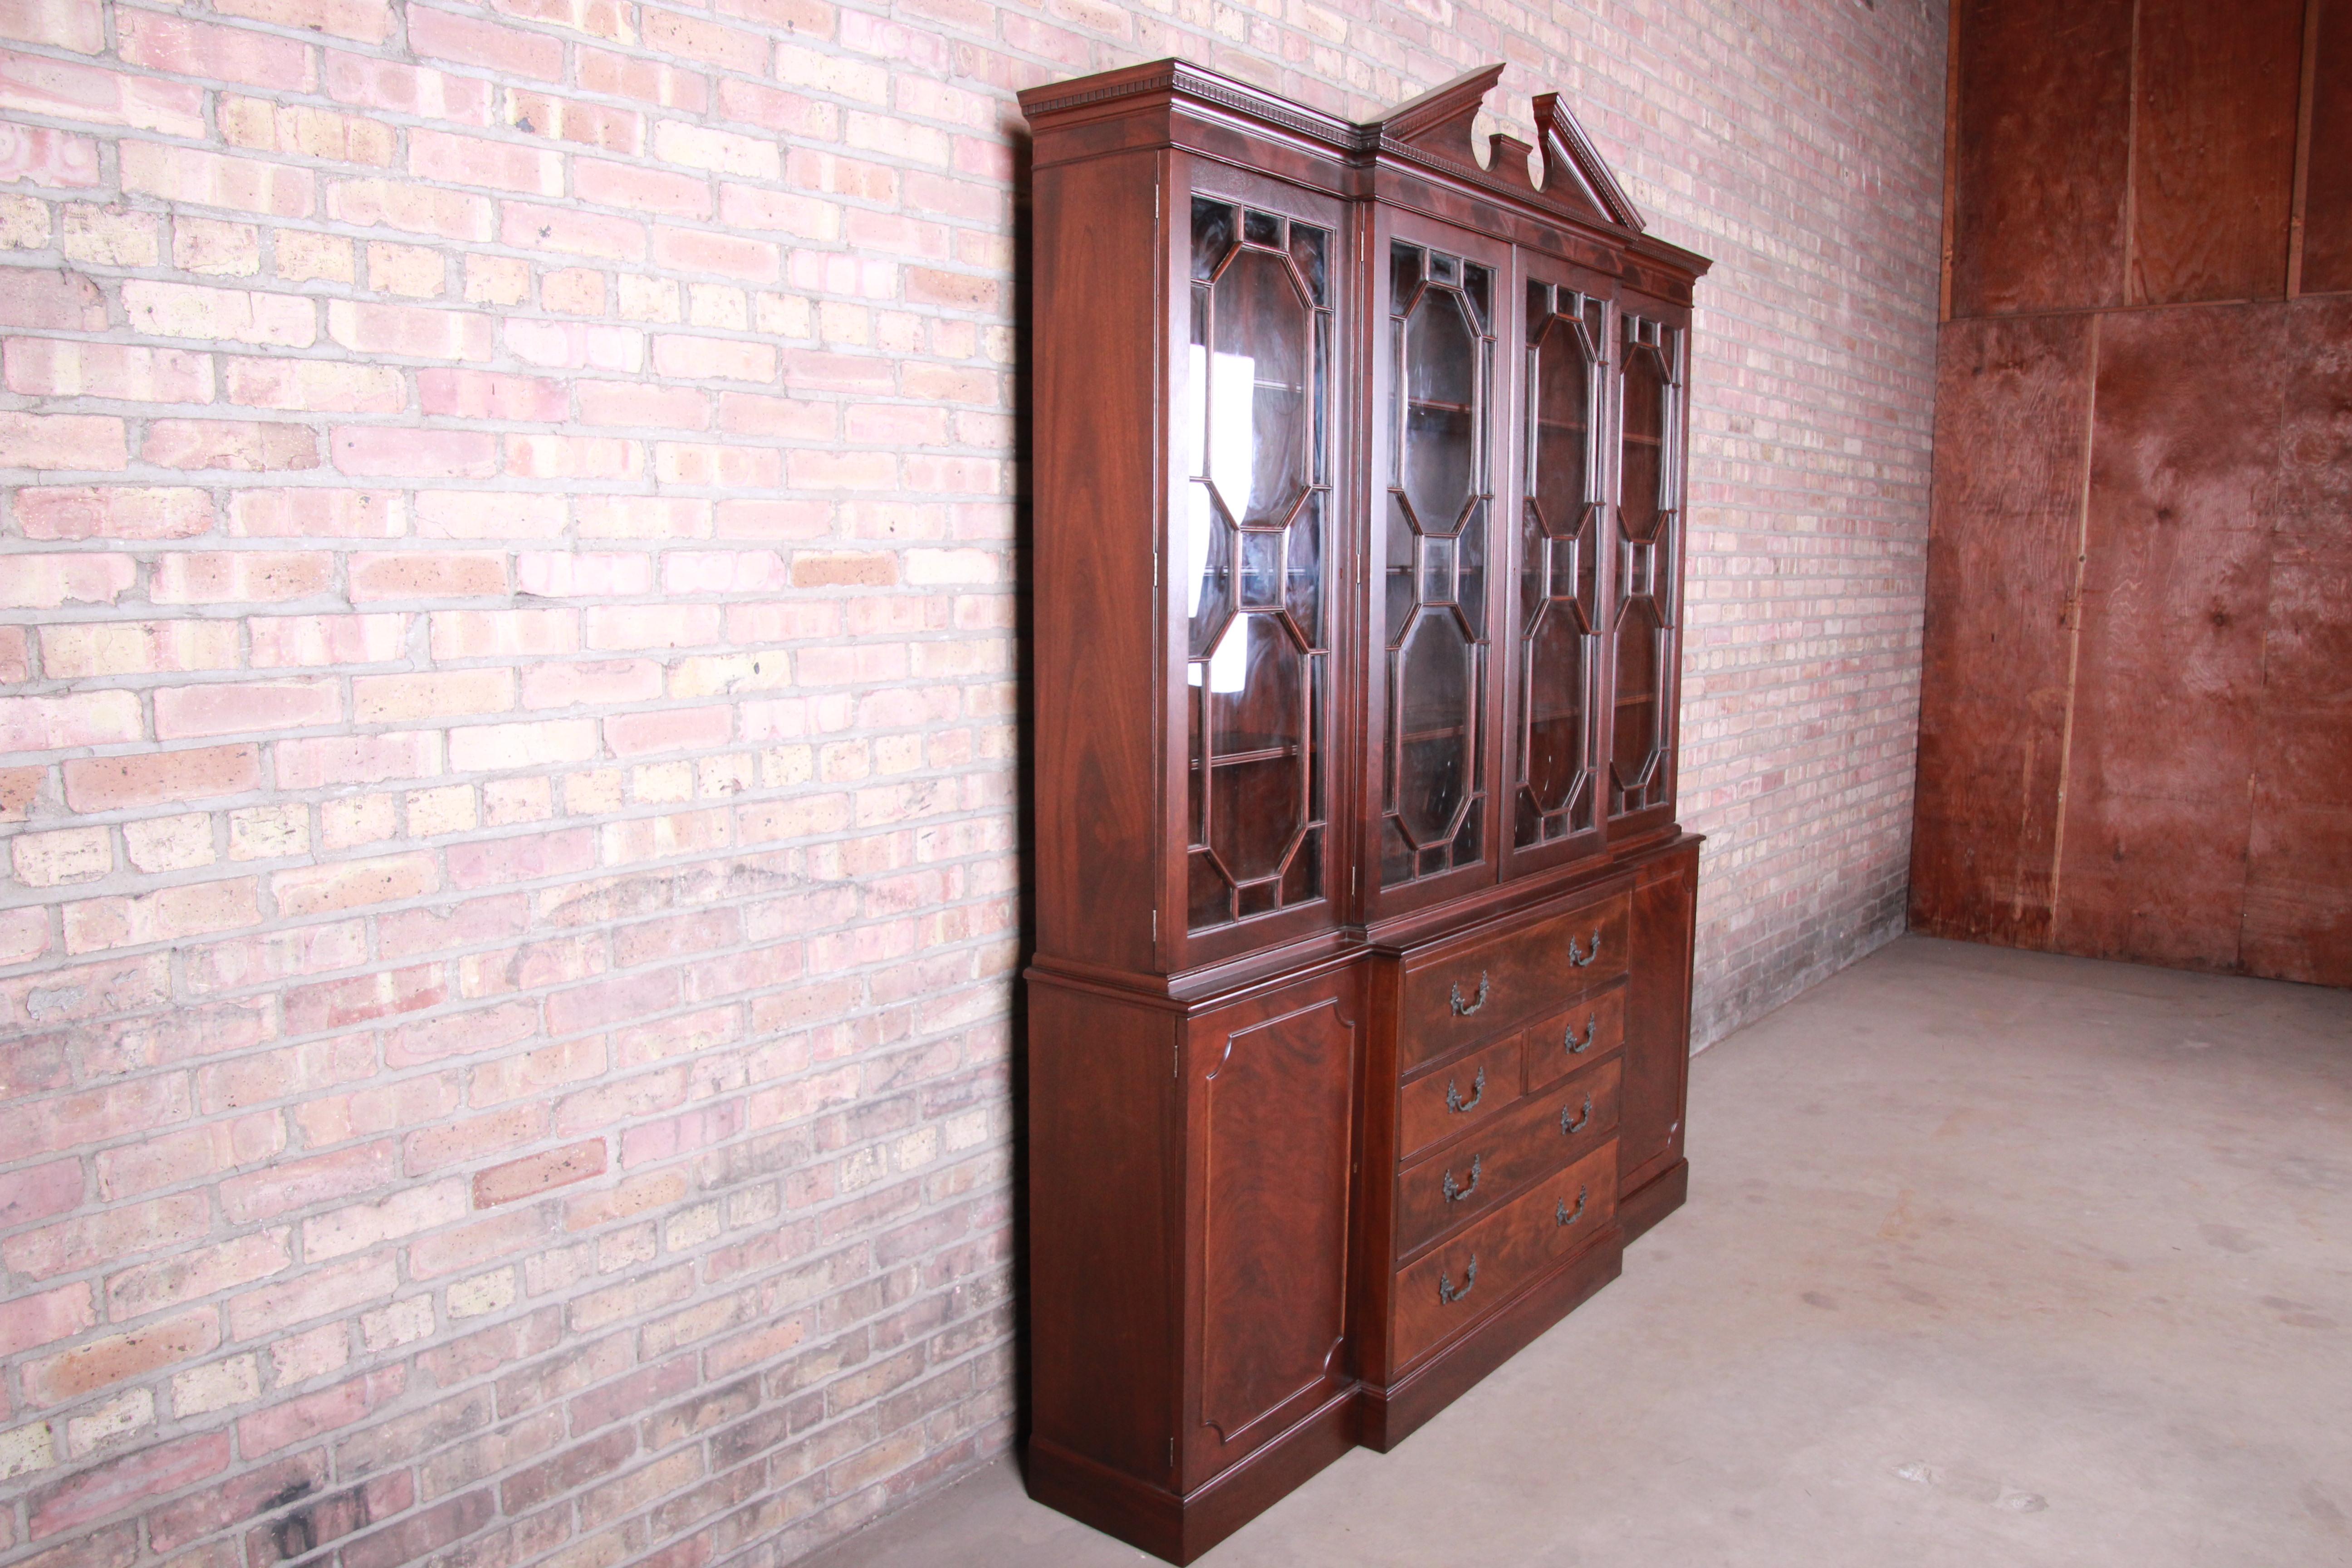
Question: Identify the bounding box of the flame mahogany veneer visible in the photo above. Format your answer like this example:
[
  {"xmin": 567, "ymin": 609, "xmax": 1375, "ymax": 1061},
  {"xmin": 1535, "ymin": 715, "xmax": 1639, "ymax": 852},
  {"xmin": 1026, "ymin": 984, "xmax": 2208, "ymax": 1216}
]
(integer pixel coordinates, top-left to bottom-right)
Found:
[{"xmin": 1019, "ymin": 61, "xmax": 1711, "ymax": 1563}]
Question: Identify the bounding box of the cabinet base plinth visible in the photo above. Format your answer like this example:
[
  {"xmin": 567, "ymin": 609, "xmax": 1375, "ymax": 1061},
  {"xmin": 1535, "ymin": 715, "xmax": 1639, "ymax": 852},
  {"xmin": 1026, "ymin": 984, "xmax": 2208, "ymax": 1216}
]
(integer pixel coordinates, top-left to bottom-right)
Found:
[
  {"xmin": 1619, "ymin": 1157, "xmax": 1688, "ymax": 1245},
  {"xmin": 1358, "ymin": 1227, "xmax": 1624, "ymax": 1454},
  {"xmin": 1026, "ymin": 1388, "xmax": 1357, "ymax": 1566}
]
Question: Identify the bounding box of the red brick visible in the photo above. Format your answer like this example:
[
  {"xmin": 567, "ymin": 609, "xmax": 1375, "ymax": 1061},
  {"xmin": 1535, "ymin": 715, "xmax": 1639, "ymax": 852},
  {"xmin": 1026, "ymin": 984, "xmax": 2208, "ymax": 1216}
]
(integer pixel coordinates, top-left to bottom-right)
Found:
[
  {"xmin": 23, "ymin": 1310, "xmax": 219, "ymax": 1406},
  {"xmin": 473, "ymin": 1139, "xmax": 607, "ymax": 1207},
  {"xmin": 28, "ymin": 1432, "xmax": 229, "ymax": 1540}
]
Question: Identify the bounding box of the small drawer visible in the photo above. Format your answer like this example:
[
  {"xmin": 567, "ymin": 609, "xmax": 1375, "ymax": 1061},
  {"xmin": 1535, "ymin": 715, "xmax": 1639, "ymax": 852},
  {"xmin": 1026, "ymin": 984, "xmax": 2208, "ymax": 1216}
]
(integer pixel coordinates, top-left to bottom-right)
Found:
[
  {"xmin": 1394, "ymin": 1056, "xmax": 1622, "ymax": 1259},
  {"xmin": 1398, "ymin": 892, "xmax": 1630, "ymax": 1072},
  {"xmin": 1391, "ymin": 1141, "xmax": 1619, "ymax": 1368},
  {"xmin": 1397, "ymin": 1034, "xmax": 1522, "ymax": 1162},
  {"xmin": 1522, "ymin": 980, "xmax": 1627, "ymax": 1098}
]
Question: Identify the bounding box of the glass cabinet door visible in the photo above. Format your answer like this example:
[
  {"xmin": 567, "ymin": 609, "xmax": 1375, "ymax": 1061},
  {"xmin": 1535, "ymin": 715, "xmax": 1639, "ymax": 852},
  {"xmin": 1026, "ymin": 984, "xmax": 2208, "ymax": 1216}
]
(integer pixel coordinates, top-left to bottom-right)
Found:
[
  {"xmin": 1609, "ymin": 313, "xmax": 1681, "ymax": 820},
  {"xmin": 1514, "ymin": 281, "xmax": 1605, "ymax": 852},
  {"xmin": 1182, "ymin": 196, "xmax": 1333, "ymax": 933},
  {"xmin": 1380, "ymin": 240, "xmax": 1496, "ymax": 891}
]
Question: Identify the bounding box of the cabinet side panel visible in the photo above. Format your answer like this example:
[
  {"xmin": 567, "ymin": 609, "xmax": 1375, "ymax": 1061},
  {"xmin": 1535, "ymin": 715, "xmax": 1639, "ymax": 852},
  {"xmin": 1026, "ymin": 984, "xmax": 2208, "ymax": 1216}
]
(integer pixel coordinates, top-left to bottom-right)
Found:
[
  {"xmin": 1033, "ymin": 151, "xmax": 1166, "ymax": 972},
  {"xmin": 1028, "ymin": 979, "xmax": 1181, "ymax": 1484},
  {"xmin": 1619, "ymin": 843, "xmax": 1696, "ymax": 1195}
]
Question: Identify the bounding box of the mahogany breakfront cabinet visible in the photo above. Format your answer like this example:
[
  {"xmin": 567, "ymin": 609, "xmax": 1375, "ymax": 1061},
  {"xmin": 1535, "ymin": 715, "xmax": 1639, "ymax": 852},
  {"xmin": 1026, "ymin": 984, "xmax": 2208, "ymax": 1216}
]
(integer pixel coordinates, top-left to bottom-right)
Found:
[{"xmin": 1018, "ymin": 59, "xmax": 1710, "ymax": 1563}]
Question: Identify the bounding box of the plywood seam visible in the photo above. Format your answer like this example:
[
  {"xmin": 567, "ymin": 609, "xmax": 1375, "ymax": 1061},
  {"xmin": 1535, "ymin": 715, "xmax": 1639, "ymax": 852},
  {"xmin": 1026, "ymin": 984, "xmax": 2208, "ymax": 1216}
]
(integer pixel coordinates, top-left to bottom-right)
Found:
[
  {"xmin": 2045, "ymin": 310, "xmax": 2102, "ymax": 942},
  {"xmin": 2120, "ymin": 0, "xmax": 2143, "ymax": 305},
  {"xmin": 2288, "ymin": 0, "xmax": 2323, "ymax": 297}
]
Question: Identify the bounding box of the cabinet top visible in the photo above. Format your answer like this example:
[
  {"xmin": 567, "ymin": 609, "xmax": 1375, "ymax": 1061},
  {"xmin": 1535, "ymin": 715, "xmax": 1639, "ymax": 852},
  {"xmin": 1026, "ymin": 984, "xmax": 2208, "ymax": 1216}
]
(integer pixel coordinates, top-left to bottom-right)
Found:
[{"xmin": 1017, "ymin": 59, "xmax": 1711, "ymax": 282}]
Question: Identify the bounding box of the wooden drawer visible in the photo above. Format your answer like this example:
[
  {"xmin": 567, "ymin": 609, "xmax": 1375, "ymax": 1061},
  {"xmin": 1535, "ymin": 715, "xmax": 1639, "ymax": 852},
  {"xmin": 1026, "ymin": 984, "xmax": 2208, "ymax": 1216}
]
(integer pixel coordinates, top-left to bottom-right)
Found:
[
  {"xmin": 1394, "ymin": 1055, "xmax": 1622, "ymax": 1258},
  {"xmin": 1396, "ymin": 1033, "xmax": 1522, "ymax": 1161},
  {"xmin": 1391, "ymin": 1142, "xmax": 1619, "ymax": 1368},
  {"xmin": 1522, "ymin": 980, "xmax": 1627, "ymax": 1097},
  {"xmin": 1397, "ymin": 892, "xmax": 1630, "ymax": 1072}
]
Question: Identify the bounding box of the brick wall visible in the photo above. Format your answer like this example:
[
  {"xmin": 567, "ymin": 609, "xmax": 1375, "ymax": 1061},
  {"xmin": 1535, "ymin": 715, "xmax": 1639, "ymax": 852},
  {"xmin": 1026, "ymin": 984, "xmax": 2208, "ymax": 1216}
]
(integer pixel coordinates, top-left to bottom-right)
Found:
[{"xmin": 0, "ymin": 0, "xmax": 1944, "ymax": 1563}]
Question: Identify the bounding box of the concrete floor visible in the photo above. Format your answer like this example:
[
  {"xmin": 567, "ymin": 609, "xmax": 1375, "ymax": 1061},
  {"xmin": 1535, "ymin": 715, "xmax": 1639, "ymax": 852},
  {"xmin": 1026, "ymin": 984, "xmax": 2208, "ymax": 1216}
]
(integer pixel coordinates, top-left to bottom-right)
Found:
[{"xmin": 802, "ymin": 936, "xmax": 2352, "ymax": 1567}]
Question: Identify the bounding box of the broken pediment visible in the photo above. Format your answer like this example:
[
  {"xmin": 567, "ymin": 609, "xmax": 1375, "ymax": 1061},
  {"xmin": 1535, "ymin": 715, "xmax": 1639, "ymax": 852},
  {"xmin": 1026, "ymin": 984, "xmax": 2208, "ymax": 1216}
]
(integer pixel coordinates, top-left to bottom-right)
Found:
[{"xmin": 1367, "ymin": 66, "xmax": 1647, "ymax": 235}]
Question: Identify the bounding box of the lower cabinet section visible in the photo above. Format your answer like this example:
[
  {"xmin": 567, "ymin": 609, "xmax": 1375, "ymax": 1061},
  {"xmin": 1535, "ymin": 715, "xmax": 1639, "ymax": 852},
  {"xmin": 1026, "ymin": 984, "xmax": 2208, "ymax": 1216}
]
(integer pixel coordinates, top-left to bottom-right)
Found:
[
  {"xmin": 1025, "ymin": 838, "xmax": 1700, "ymax": 1565},
  {"xmin": 1391, "ymin": 1142, "xmax": 1619, "ymax": 1367}
]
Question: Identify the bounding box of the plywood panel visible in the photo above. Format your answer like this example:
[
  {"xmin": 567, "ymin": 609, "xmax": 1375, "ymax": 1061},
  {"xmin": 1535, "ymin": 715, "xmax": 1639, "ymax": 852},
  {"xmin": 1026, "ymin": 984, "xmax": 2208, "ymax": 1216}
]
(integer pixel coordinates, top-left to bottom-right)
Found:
[
  {"xmin": 2243, "ymin": 296, "xmax": 2352, "ymax": 984},
  {"xmin": 2058, "ymin": 304, "xmax": 2287, "ymax": 969},
  {"xmin": 2301, "ymin": 0, "xmax": 2352, "ymax": 294},
  {"xmin": 1949, "ymin": 0, "xmax": 2135, "ymax": 318},
  {"xmin": 2130, "ymin": 0, "xmax": 2305, "ymax": 304},
  {"xmin": 1909, "ymin": 315, "xmax": 2094, "ymax": 947}
]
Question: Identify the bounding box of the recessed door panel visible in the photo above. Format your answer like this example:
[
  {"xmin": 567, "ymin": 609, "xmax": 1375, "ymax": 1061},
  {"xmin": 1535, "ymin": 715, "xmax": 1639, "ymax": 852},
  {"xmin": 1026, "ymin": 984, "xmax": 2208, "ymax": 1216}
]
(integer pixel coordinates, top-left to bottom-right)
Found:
[{"xmin": 1195, "ymin": 979, "xmax": 1360, "ymax": 1463}]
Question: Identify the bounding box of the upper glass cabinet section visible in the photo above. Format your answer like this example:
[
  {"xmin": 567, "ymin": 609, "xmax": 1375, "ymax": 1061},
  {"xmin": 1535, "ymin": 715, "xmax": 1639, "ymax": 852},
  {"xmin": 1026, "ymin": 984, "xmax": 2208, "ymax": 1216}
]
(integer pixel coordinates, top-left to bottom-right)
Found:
[
  {"xmin": 1515, "ymin": 282, "xmax": 1605, "ymax": 851},
  {"xmin": 1182, "ymin": 196, "xmax": 1333, "ymax": 934},
  {"xmin": 1610, "ymin": 313, "xmax": 1679, "ymax": 820},
  {"xmin": 1381, "ymin": 241, "xmax": 1494, "ymax": 891}
]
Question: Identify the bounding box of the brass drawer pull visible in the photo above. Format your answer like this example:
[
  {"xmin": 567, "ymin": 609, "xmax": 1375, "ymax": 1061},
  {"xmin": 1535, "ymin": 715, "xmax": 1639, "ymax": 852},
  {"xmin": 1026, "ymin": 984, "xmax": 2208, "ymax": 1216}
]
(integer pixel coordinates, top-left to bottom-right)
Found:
[
  {"xmin": 1556, "ymin": 1186, "xmax": 1588, "ymax": 1227},
  {"xmin": 1564, "ymin": 1014, "xmax": 1596, "ymax": 1054},
  {"xmin": 1560, "ymin": 1095, "xmax": 1593, "ymax": 1136},
  {"xmin": 1446, "ymin": 1067, "xmax": 1485, "ymax": 1113},
  {"xmin": 1441, "ymin": 1153, "xmax": 1482, "ymax": 1204},
  {"xmin": 1449, "ymin": 971, "xmax": 1490, "ymax": 1016},
  {"xmin": 1568, "ymin": 929, "xmax": 1602, "ymax": 967},
  {"xmin": 1438, "ymin": 1254, "xmax": 1478, "ymax": 1304}
]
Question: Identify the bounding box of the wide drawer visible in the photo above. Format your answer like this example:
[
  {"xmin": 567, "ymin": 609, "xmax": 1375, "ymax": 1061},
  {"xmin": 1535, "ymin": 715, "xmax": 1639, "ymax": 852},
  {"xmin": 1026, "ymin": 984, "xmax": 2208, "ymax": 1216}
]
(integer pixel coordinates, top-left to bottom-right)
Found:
[
  {"xmin": 1397, "ymin": 892, "xmax": 1630, "ymax": 1072},
  {"xmin": 1522, "ymin": 979, "xmax": 1627, "ymax": 1098},
  {"xmin": 1394, "ymin": 1055, "xmax": 1622, "ymax": 1259},
  {"xmin": 1391, "ymin": 1142, "xmax": 1619, "ymax": 1368},
  {"xmin": 1396, "ymin": 1032, "xmax": 1523, "ymax": 1161}
]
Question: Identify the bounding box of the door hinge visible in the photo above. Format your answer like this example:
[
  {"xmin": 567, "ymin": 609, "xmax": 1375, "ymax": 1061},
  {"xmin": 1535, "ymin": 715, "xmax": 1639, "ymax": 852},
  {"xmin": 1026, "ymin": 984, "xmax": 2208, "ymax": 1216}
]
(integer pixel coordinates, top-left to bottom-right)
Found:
[
  {"xmin": 1152, "ymin": 908, "xmax": 1158, "ymax": 941},
  {"xmin": 1167, "ymin": 1436, "xmax": 1176, "ymax": 1470}
]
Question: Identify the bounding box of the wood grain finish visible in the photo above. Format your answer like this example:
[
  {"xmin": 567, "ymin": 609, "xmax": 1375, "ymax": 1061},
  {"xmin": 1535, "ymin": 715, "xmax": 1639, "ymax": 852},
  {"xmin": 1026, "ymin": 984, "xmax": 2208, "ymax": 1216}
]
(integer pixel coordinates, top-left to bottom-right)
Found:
[
  {"xmin": 1393, "ymin": 1056, "xmax": 1620, "ymax": 1258},
  {"xmin": 1389, "ymin": 1143, "xmax": 1617, "ymax": 1368},
  {"xmin": 1924, "ymin": 0, "xmax": 2351, "ymax": 987},
  {"xmin": 1948, "ymin": 0, "xmax": 2135, "ymax": 316},
  {"xmin": 1909, "ymin": 315, "xmax": 2093, "ymax": 949},
  {"xmin": 2243, "ymin": 295, "xmax": 2352, "ymax": 985},
  {"xmin": 1396, "ymin": 1031, "xmax": 1522, "ymax": 1159},
  {"xmin": 1522, "ymin": 979, "xmax": 1626, "ymax": 1097},
  {"xmin": 1021, "ymin": 62, "xmax": 1706, "ymax": 1562},
  {"xmin": 1191, "ymin": 975, "xmax": 1360, "ymax": 1467},
  {"xmin": 1030, "ymin": 150, "xmax": 1169, "ymax": 975},
  {"xmin": 2301, "ymin": 0, "xmax": 2352, "ymax": 294},
  {"xmin": 2060, "ymin": 305, "xmax": 2282, "ymax": 967},
  {"xmin": 1396, "ymin": 891, "xmax": 1628, "ymax": 1069},
  {"xmin": 2128, "ymin": 0, "xmax": 2305, "ymax": 304}
]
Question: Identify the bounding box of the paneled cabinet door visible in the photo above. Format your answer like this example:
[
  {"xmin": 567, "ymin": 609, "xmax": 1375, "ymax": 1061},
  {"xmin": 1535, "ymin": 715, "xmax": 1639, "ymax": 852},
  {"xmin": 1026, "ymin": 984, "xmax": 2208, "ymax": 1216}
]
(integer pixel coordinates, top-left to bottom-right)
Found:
[
  {"xmin": 1176, "ymin": 179, "xmax": 1343, "ymax": 954},
  {"xmin": 1184, "ymin": 969, "xmax": 1362, "ymax": 1479},
  {"xmin": 1367, "ymin": 212, "xmax": 1513, "ymax": 919},
  {"xmin": 1605, "ymin": 294, "xmax": 1690, "ymax": 834},
  {"xmin": 1503, "ymin": 250, "xmax": 1616, "ymax": 876}
]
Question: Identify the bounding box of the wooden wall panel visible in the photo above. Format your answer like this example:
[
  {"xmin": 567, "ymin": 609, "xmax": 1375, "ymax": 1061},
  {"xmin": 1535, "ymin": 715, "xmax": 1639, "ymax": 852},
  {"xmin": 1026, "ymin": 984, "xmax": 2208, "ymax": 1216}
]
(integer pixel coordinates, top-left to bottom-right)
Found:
[
  {"xmin": 2303, "ymin": 0, "xmax": 2352, "ymax": 295},
  {"xmin": 1927, "ymin": 0, "xmax": 2352, "ymax": 986},
  {"xmin": 1908, "ymin": 316, "xmax": 2093, "ymax": 947},
  {"xmin": 2242, "ymin": 297, "xmax": 2352, "ymax": 984},
  {"xmin": 1948, "ymin": 0, "xmax": 2136, "ymax": 317},
  {"xmin": 2129, "ymin": 0, "xmax": 2304, "ymax": 304},
  {"xmin": 2057, "ymin": 306, "xmax": 2285, "ymax": 968}
]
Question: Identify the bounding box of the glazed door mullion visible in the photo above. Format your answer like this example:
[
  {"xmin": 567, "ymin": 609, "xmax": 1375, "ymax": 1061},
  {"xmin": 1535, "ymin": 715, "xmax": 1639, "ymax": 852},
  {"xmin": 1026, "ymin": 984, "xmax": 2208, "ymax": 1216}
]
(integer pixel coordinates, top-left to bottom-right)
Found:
[
  {"xmin": 1604, "ymin": 294, "xmax": 1688, "ymax": 833},
  {"xmin": 1366, "ymin": 208, "xmax": 1512, "ymax": 920},
  {"xmin": 1501, "ymin": 245, "xmax": 1616, "ymax": 877},
  {"xmin": 1169, "ymin": 163, "xmax": 1349, "ymax": 967}
]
